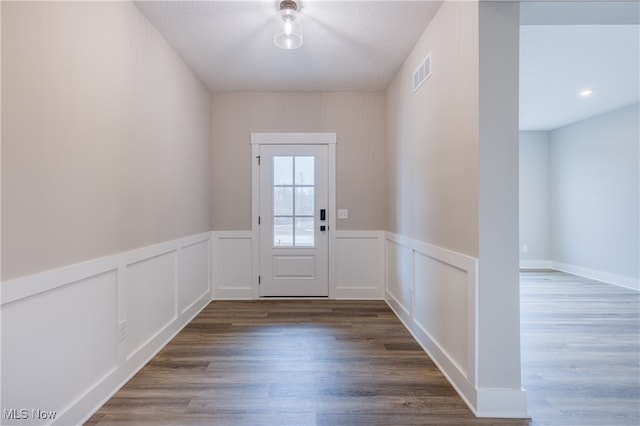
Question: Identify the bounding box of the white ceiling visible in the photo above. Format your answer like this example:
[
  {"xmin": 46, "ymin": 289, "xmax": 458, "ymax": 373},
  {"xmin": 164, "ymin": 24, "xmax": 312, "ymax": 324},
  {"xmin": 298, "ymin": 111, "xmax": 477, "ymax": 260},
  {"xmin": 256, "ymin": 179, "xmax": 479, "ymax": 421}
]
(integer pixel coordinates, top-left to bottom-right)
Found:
[
  {"xmin": 135, "ymin": 1, "xmax": 640, "ymax": 131},
  {"xmin": 135, "ymin": 1, "xmax": 442, "ymax": 92},
  {"xmin": 519, "ymin": 24, "xmax": 639, "ymax": 131}
]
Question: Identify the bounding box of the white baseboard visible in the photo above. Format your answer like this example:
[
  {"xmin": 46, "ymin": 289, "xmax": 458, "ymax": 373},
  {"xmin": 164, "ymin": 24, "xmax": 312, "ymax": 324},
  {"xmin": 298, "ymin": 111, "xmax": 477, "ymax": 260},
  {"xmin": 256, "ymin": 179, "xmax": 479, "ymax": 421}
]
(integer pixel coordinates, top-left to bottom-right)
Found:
[
  {"xmin": 551, "ymin": 261, "xmax": 639, "ymax": 291},
  {"xmin": 520, "ymin": 259, "xmax": 639, "ymax": 291},
  {"xmin": 1, "ymin": 232, "xmax": 212, "ymax": 426},
  {"xmin": 519, "ymin": 259, "xmax": 553, "ymax": 270},
  {"xmin": 475, "ymin": 387, "xmax": 529, "ymax": 418}
]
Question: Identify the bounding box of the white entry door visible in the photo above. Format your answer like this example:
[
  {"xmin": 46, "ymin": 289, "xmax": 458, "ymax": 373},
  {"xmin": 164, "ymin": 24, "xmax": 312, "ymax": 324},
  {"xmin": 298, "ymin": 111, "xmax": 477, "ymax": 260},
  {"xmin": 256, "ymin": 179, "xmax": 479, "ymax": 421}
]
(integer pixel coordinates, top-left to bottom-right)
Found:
[{"xmin": 259, "ymin": 144, "xmax": 329, "ymax": 297}]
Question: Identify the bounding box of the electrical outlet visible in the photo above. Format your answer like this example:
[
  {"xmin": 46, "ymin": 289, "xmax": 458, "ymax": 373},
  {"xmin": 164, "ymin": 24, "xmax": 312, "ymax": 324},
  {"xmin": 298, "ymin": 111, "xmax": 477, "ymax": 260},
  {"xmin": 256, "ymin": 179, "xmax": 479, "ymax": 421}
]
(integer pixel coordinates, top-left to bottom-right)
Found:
[
  {"xmin": 118, "ymin": 321, "xmax": 127, "ymax": 341},
  {"xmin": 522, "ymin": 245, "xmax": 528, "ymax": 253},
  {"xmin": 338, "ymin": 209, "xmax": 348, "ymax": 219}
]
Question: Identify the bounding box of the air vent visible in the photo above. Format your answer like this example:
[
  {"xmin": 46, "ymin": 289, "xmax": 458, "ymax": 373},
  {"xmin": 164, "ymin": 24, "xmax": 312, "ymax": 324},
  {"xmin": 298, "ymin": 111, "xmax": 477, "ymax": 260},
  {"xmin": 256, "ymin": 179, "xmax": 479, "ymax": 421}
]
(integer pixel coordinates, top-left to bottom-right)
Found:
[{"xmin": 413, "ymin": 53, "xmax": 432, "ymax": 93}]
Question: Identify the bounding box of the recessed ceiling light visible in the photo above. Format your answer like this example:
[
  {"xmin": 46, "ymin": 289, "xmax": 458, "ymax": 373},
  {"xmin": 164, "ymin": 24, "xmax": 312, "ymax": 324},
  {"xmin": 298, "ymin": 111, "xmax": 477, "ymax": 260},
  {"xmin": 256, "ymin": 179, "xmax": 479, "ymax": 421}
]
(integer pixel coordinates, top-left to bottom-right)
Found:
[{"xmin": 579, "ymin": 89, "xmax": 594, "ymax": 98}]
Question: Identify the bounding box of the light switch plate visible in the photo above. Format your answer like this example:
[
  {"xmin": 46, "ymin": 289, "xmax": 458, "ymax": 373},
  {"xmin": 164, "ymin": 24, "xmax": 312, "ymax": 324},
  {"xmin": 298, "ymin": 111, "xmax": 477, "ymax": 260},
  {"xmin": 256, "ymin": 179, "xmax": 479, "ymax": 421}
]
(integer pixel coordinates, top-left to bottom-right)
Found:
[{"xmin": 338, "ymin": 209, "xmax": 348, "ymax": 219}]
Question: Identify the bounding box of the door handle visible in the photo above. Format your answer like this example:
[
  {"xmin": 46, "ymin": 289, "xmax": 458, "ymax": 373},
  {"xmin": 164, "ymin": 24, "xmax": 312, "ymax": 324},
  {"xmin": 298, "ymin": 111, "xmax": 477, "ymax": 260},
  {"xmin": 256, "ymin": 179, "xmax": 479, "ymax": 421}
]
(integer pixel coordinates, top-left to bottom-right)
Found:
[{"xmin": 320, "ymin": 209, "xmax": 326, "ymax": 221}]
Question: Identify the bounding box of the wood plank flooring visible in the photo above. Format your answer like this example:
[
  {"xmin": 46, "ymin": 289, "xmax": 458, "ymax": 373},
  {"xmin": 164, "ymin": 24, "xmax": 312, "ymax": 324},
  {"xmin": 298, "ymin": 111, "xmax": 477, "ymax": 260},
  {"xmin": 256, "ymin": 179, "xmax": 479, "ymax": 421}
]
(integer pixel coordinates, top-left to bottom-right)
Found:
[
  {"xmin": 88, "ymin": 272, "xmax": 639, "ymax": 425},
  {"xmin": 521, "ymin": 271, "xmax": 640, "ymax": 426},
  {"xmin": 87, "ymin": 300, "xmax": 528, "ymax": 425}
]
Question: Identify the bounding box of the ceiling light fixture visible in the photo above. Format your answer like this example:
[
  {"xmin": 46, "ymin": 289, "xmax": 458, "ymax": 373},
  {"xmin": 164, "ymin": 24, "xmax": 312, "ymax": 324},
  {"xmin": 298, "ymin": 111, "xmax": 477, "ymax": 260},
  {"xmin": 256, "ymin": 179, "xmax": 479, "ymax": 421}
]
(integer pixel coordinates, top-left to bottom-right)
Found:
[
  {"xmin": 274, "ymin": 0, "xmax": 303, "ymax": 50},
  {"xmin": 579, "ymin": 88, "xmax": 594, "ymax": 98}
]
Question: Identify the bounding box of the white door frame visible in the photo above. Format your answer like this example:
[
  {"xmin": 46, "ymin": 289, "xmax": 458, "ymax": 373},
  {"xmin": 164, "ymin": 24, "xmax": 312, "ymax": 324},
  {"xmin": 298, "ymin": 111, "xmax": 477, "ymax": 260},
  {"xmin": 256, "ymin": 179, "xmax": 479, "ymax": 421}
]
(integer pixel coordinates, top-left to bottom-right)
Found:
[{"xmin": 251, "ymin": 133, "xmax": 337, "ymax": 299}]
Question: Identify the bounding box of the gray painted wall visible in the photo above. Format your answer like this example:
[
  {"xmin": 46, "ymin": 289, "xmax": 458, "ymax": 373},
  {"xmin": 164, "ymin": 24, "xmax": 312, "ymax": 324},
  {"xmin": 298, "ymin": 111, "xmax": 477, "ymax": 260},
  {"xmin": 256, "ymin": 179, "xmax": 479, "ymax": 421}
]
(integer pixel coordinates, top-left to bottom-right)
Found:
[
  {"xmin": 519, "ymin": 102, "xmax": 639, "ymax": 281},
  {"xmin": 209, "ymin": 92, "xmax": 386, "ymax": 232},
  {"xmin": 550, "ymin": 103, "xmax": 639, "ymax": 279},
  {"xmin": 519, "ymin": 131, "xmax": 551, "ymax": 262},
  {"xmin": 1, "ymin": 2, "xmax": 212, "ymax": 280}
]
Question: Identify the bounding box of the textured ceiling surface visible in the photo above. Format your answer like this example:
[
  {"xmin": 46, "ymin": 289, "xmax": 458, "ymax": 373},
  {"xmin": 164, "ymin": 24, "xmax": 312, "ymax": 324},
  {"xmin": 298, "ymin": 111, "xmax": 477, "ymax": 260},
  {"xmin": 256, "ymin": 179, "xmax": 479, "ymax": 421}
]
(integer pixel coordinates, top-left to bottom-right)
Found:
[{"xmin": 135, "ymin": 1, "xmax": 442, "ymax": 92}]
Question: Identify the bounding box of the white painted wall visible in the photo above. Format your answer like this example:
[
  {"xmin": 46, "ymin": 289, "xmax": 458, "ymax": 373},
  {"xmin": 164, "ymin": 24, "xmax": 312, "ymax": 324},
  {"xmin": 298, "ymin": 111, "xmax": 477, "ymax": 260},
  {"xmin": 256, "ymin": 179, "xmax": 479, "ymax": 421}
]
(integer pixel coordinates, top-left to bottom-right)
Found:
[
  {"xmin": 519, "ymin": 131, "xmax": 551, "ymax": 265},
  {"xmin": 550, "ymin": 103, "xmax": 639, "ymax": 282},
  {"xmin": 476, "ymin": 2, "xmax": 524, "ymax": 413}
]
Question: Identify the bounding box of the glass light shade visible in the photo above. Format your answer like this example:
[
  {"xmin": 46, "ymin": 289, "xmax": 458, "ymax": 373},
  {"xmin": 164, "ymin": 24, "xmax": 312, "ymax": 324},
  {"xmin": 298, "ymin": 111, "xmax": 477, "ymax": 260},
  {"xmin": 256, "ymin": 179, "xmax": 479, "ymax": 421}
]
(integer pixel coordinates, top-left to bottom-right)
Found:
[{"xmin": 274, "ymin": 7, "xmax": 303, "ymax": 50}]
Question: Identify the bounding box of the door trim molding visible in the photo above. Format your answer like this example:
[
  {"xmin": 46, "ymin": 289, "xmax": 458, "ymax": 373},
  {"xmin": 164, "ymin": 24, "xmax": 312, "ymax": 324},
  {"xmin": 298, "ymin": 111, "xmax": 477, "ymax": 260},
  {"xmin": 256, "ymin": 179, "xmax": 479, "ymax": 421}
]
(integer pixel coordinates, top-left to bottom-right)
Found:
[
  {"xmin": 251, "ymin": 133, "xmax": 337, "ymax": 298},
  {"xmin": 251, "ymin": 132, "xmax": 337, "ymax": 145}
]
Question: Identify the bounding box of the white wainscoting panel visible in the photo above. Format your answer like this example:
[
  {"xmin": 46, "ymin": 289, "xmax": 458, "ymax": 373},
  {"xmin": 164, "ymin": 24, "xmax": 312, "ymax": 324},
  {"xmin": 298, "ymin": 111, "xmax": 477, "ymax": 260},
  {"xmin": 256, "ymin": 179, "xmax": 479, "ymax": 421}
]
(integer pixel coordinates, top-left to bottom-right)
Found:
[
  {"xmin": 0, "ymin": 232, "xmax": 211, "ymax": 426},
  {"xmin": 178, "ymin": 240, "xmax": 211, "ymax": 314},
  {"xmin": 386, "ymin": 238, "xmax": 413, "ymax": 315},
  {"xmin": 1, "ymin": 272, "xmax": 117, "ymax": 424},
  {"xmin": 212, "ymin": 230, "xmax": 384, "ymax": 300},
  {"xmin": 413, "ymin": 251, "xmax": 469, "ymax": 378},
  {"xmin": 212, "ymin": 231, "xmax": 254, "ymax": 299},
  {"xmin": 126, "ymin": 253, "xmax": 177, "ymax": 360},
  {"xmin": 385, "ymin": 232, "xmax": 479, "ymax": 416},
  {"xmin": 519, "ymin": 260, "xmax": 639, "ymax": 291},
  {"xmin": 334, "ymin": 231, "xmax": 385, "ymax": 299}
]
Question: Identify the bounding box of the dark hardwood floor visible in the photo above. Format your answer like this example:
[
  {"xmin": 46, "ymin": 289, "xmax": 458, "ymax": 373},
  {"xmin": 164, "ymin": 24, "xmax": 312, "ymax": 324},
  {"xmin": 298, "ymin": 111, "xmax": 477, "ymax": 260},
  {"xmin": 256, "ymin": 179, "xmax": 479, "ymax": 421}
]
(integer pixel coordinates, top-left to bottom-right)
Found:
[
  {"xmin": 87, "ymin": 300, "xmax": 529, "ymax": 425},
  {"xmin": 521, "ymin": 270, "xmax": 640, "ymax": 426},
  {"xmin": 88, "ymin": 272, "xmax": 639, "ymax": 425}
]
